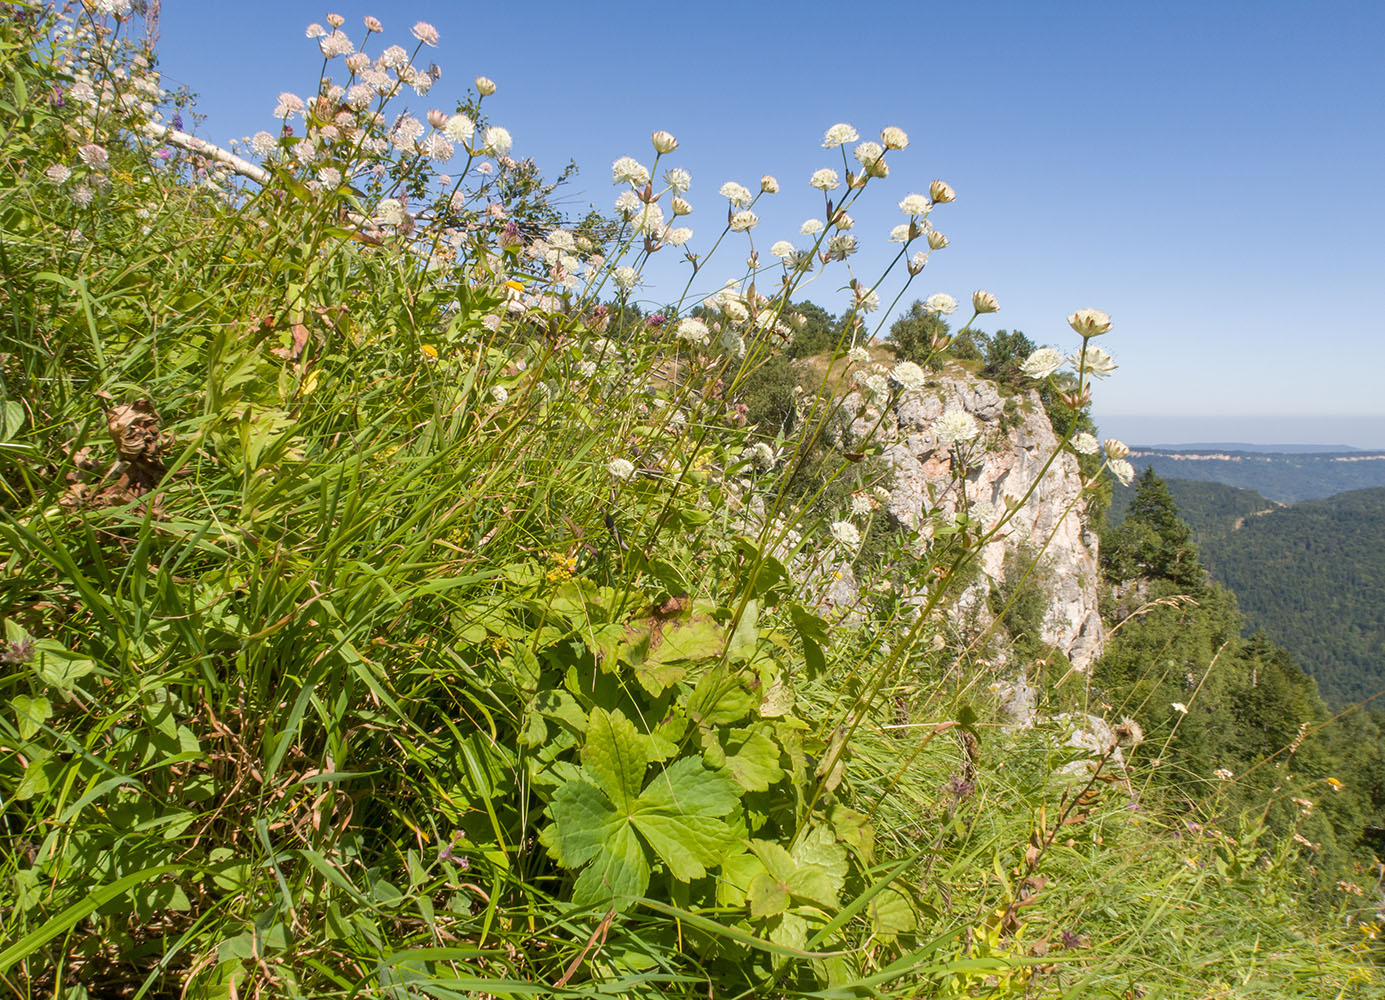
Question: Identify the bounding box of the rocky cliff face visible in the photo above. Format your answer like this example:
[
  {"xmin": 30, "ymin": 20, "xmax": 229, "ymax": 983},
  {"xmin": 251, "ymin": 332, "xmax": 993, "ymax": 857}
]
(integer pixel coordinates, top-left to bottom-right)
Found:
[{"xmin": 834, "ymin": 365, "xmax": 1105, "ymax": 669}]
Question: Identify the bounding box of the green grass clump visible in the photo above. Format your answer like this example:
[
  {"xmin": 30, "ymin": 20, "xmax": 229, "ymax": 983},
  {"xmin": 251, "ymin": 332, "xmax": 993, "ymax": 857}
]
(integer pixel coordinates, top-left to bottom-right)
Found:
[{"xmin": 0, "ymin": 5, "xmax": 1376, "ymax": 997}]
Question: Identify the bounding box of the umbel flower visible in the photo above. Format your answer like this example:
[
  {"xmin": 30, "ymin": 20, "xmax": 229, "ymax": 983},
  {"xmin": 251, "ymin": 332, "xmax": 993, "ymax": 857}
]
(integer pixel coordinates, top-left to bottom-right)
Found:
[
  {"xmin": 1020, "ymin": 347, "xmax": 1064, "ymax": 379},
  {"xmin": 972, "ymin": 289, "xmax": 1000, "ymax": 314},
  {"xmin": 936, "ymin": 408, "xmax": 979, "ymax": 444},
  {"xmin": 823, "ymin": 123, "xmax": 859, "ymax": 147},
  {"xmin": 1068, "ymin": 308, "xmax": 1112, "ymax": 338},
  {"xmin": 718, "ymin": 181, "xmax": 753, "ymax": 207},
  {"xmin": 891, "ymin": 361, "xmax": 927, "ymax": 392},
  {"xmin": 830, "ymin": 521, "xmax": 862, "ymax": 547},
  {"xmin": 611, "ymin": 156, "xmax": 650, "ymax": 186}
]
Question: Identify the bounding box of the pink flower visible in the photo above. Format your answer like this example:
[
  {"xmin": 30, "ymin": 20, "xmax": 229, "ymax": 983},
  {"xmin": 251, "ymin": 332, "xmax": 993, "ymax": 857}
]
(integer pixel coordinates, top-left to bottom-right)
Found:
[{"xmin": 412, "ymin": 21, "xmax": 439, "ymax": 46}]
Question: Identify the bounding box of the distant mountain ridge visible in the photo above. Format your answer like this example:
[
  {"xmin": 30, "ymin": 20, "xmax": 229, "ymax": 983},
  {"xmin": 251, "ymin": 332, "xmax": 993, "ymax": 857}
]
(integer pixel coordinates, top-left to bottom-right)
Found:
[
  {"xmin": 1126, "ymin": 447, "xmax": 1385, "ymax": 503},
  {"xmin": 1142, "ymin": 442, "xmax": 1365, "ymax": 454}
]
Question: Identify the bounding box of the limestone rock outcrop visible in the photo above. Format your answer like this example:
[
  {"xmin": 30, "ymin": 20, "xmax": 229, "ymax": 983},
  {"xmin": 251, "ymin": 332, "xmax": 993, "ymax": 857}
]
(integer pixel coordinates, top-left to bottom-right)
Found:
[{"xmin": 834, "ymin": 366, "xmax": 1105, "ymax": 669}]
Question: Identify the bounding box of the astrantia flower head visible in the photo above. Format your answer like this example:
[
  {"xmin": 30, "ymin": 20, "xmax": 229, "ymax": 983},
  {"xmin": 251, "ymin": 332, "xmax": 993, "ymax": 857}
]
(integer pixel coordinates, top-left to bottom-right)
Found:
[
  {"xmin": 612, "ymin": 155, "xmax": 650, "ymax": 186},
  {"xmin": 1110, "ymin": 458, "xmax": 1136, "ymax": 486},
  {"xmin": 651, "ymin": 130, "xmax": 678, "ymax": 154},
  {"xmin": 664, "ymin": 167, "xmax": 692, "ymax": 194},
  {"xmin": 760, "ymin": 174, "xmax": 779, "ymax": 194},
  {"xmin": 274, "ymin": 92, "xmax": 305, "ymax": 119},
  {"xmin": 889, "ymin": 224, "xmax": 911, "ymax": 242},
  {"xmin": 881, "ymin": 125, "xmax": 909, "ymax": 149},
  {"xmin": 770, "ymin": 240, "xmax": 795, "ymax": 259},
  {"xmin": 608, "ymin": 458, "xmax": 635, "ymax": 480},
  {"xmin": 390, "ymin": 114, "xmax": 424, "ymax": 149},
  {"xmin": 363, "ymin": 16, "xmax": 383, "ymax": 32},
  {"xmin": 827, "ymin": 234, "xmax": 858, "ymax": 259},
  {"xmin": 936, "ymin": 409, "xmax": 979, "ymax": 444},
  {"xmin": 326, "ymin": 13, "xmax": 344, "ymax": 27},
  {"xmin": 1072, "ymin": 432, "xmax": 1099, "ymax": 455},
  {"xmin": 830, "ymin": 521, "xmax": 862, "ymax": 547},
  {"xmin": 631, "ymin": 203, "xmax": 665, "ymax": 235},
  {"xmin": 612, "ymin": 266, "xmax": 639, "ymax": 290},
  {"xmin": 1074, "ymin": 345, "xmax": 1117, "ymax": 377},
  {"xmin": 1068, "ymin": 308, "xmax": 1112, "ymax": 338},
  {"xmin": 670, "ymin": 196, "xmax": 692, "ymax": 216},
  {"xmin": 972, "ymin": 289, "xmax": 1000, "ymax": 314},
  {"xmin": 663, "ymin": 226, "xmax": 693, "ymax": 246},
  {"xmin": 375, "ymin": 198, "xmax": 405, "ymax": 226},
  {"xmin": 926, "ymin": 230, "xmax": 949, "ymax": 250},
  {"xmin": 853, "ymin": 140, "xmax": 884, "ymax": 166},
  {"xmin": 475, "ymin": 76, "xmax": 496, "ymax": 96},
  {"xmin": 1020, "ymin": 347, "xmax": 1064, "ymax": 379},
  {"xmin": 305, "ymin": 23, "xmax": 327, "ymax": 38},
  {"xmin": 444, "ymin": 113, "xmax": 475, "ymax": 144},
  {"xmin": 412, "ymin": 21, "xmax": 439, "ymax": 46},
  {"xmin": 823, "ymin": 123, "xmax": 859, "ymax": 147},
  {"xmin": 810, "ymin": 168, "xmax": 840, "ymax": 191},
  {"xmin": 1104, "ymin": 438, "xmax": 1130, "ymax": 460},
  {"xmin": 899, "ymin": 193, "xmax": 931, "ymax": 215},
  {"xmin": 848, "ymin": 346, "xmax": 870, "ymax": 364},
  {"xmin": 378, "ymin": 45, "xmax": 409, "ymax": 69},
  {"xmin": 908, "ymin": 251, "xmax": 929, "ymax": 274},
  {"xmin": 924, "ymin": 293, "xmax": 958, "ymax": 316},
  {"xmin": 77, "ymin": 143, "xmax": 109, "ymax": 170},
  {"xmin": 483, "ymin": 126, "xmax": 512, "ymax": 156},
  {"xmin": 320, "ymin": 31, "xmax": 355, "ymax": 58},
  {"xmin": 833, "ymin": 213, "xmax": 854, "ymax": 231},
  {"xmin": 719, "ymin": 181, "xmax": 753, "ymax": 207},
  {"xmin": 891, "ymin": 361, "xmax": 927, "ymax": 392},
  {"xmin": 614, "ymin": 190, "xmax": 642, "ymax": 218},
  {"xmin": 422, "ymin": 133, "xmax": 454, "ymax": 161},
  {"xmin": 45, "ymin": 163, "xmax": 71, "ymax": 184},
  {"xmin": 929, "ymin": 179, "xmax": 956, "ymax": 203},
  {"xmin": 850, "ymin": 494, "xmax": 873, "ymax": 517},
  {"xmin": 676, "ymin": 317, "xmax": 710, "ymax": 346},
  {"xmin": 854, "ymin": 287, "xmax": 880, "ymax": 312},
  {"xmin": 801, "ymin": 218, "xmax": 824, "ymax": 235}
]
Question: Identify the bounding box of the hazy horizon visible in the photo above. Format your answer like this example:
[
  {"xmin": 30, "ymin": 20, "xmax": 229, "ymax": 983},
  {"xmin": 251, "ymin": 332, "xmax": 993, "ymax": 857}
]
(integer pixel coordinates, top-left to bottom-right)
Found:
[{"xmin": 1093, "ymin": 413, "xmax": 1385, "ymax": 451}]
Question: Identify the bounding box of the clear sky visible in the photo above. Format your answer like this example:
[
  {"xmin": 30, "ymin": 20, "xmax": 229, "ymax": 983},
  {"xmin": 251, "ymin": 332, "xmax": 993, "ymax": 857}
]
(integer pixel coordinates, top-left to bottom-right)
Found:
[{"xmin": 152, "ymin": 1, "xmax": 1385, "ymax": 447}]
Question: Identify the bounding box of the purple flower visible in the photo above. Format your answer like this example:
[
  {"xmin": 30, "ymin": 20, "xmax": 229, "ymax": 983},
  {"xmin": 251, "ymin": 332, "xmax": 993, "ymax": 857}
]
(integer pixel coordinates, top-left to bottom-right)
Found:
[
  {"xmin": 171, "ymin": 112, "xmax": 183, "ymax": 130},
  {"xmin": 155, "ymin": 148, "xmax": 171, "ymax": 160}
]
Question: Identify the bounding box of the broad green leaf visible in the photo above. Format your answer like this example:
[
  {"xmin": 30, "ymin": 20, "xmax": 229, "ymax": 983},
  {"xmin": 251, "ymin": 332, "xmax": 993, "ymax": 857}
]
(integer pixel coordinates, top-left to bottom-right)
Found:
[
  {"xmin": 31, "ymin": 638, "xmax": 96, "ymax": 694},
  {"xmin": 720, "ymin": 725, "xmax": 783, "ymax": 792},
  {"xmin": 748, "ymin": 872, "xmax": 791, "ymax": 918},
  {"xmin": 727, "ymin": 599, "xmax": 759, "ymax": 662},
  {"xmin": 582, "ymin": 707, "xmax": 648, "ymax": 809},
  {"xmin": 647, "ymin": 613, "xmax": 724, "ymax": 664},
  {"xmin": 716, "ymin": 850, "xmax": 768, "ymax": 907},
  {"xmin": 572, "ymin": 822, "xmax": 649, "ymax": 908},
  {"xmin": 830, "ymin": 805, "xmax": 875, "ymax": 864},
  {"xmin": 11, "ymin": 695, "xmax": 51, "ymax": 740},
  {"xmin": 686, "ymin": 668, "xmax": 756, "ymax": 727},
  {"xmin": 542, "ymin": 780, "xmax": 618, "ymax": 869},
  {"xmin": 759, "ymin": 675, "xmax": 794, "ymax": 717},
  {"xmin": 632, "ymin": 757, "xmax": 738, "ymax": 879},
  {"xmin": 867, "ymin": 888, "xmax": 917, "ymax": 940}
]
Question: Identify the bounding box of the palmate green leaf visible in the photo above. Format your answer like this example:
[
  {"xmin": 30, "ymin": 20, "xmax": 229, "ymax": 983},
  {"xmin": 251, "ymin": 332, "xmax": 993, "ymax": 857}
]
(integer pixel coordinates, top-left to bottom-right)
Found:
[
  {"xmin": 632, "ymin": 756, "xmax": 739, "ymax": 880},
  {"xmin": 582, "ymin": 707, "xmax": 649, "ymax": 810},
  {"xmin": 546, "ymin": 732, "xmax": 740, "ymax": 908}
]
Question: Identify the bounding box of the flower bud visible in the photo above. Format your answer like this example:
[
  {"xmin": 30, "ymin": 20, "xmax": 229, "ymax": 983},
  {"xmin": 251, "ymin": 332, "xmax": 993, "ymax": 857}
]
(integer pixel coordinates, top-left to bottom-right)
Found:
[
  {"xmin": 929, "ymin": 179, "xmax": 956, "ymax": 203},
  {"xmin": 926, "ymin": 229, "xmax": 949, "ymax": 250},
  {"xmin": 760, "ymin": 174, "xmax": 779, "ymax": 193},
  {"xmin": 1068, "ymin": 308, "xmax": 1112, "ymax": 338},
  {"xmin": 972, "ymin": 289, "xmax": 999, "ymax": 314},
  {"xmin": 427, "ymin": 109, "xmax": 448, "ymax": 129},
  {"xmin": 651, "ymin": 130, "xmax": 678, "ymax": 154},
  {"xmin": 475, "ymin": 76, "xmax": 496, "ymax": 96},
  {"xmin": 671, "ymin": 196, "xmax": 692, "ymax": 216},
  {"xmin": 1104, "ymin": 438, "xmax": 1130, "ymax": 460}
]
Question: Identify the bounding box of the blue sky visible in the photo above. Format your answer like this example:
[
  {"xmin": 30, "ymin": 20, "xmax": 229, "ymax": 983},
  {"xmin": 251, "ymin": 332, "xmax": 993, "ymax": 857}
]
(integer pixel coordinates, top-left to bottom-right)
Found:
[{"xmin": 154, "ymin": 2, "xmax": 1385, "ymax": 447}]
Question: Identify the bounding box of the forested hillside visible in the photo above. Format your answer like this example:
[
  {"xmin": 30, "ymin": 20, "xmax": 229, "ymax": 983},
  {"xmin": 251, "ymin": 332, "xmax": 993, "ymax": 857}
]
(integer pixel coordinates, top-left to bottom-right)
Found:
[
  {"xmin": 1108, "ymin": 476, "xmax": 1279, "ymax": 540},
  {"xmin": 1201, "ymin": 488, "xmax": 1385, "ymax": 707},
  {"xmin": 1128, "ymin": 448, "xmax": 1385, "ymax": 502}
]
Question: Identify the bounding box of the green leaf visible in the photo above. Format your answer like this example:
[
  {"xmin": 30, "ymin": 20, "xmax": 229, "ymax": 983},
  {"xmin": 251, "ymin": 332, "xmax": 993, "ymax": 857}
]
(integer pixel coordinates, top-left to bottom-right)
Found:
[
  {"xmin": 727, "ymin": 599, "xmax": 759, "ymax": 662},
  {"xmin": 631, "ymin": 756, "xmax": 738, "ymax": 879},
  {"xmin": 582, "ymin": 707, "xmax": 648, "ymax": 810},
  {"xmin": 748, "ymin": 872, "xmax": 791, "ymax": 918},
  {"xmin": 720, "ymin": 725, "xmax": 783, "ymax": 792},
  {"xmin": 30, "ymin": 637, "xmax": 96, "ymax": 694},
  {"xmin": 542, "ymin": 780, "xmax": 619, "ymax": 869},
  {"xmin": 716, "ymin": 850, "xmax": 767, "ymax": 907},
  {"xmin": 830, "ymin": 805, "xmax": 875, "ymax": 864},
  {"xmin": 572, "ymin": 819, "xmax": 650, "ymax": 907},
  {"xmin": 647, "ymin": 613, "xmax": 724, "ymax": 663},
  {"xmin": 867, "ymin": 888, "xmax": 917, "ymax": 940},
  {"xmin": 11, "ymin": 695, "xmax": 51, "ymax": 741},
  {"xmin": 686, "ymin": 668, "xmax": 756, "ymax": 727}
]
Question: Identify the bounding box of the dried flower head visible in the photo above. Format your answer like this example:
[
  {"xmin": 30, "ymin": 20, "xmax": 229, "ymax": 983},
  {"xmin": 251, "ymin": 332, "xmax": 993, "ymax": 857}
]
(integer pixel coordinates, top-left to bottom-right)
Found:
[
  {"xmin": 926, "ymin": 229, "xmax": 949, "ymax": 251},
  {"xmin": 1114, "ymin": 717, "xmax": 1144, "ymax": 748}
]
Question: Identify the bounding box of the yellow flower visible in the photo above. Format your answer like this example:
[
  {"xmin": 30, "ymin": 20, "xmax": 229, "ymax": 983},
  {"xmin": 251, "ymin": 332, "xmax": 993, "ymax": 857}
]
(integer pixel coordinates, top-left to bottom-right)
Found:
[{"xmin": 1327, "ymin": 776, "xmax": 1344, "ymax": 791}]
